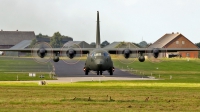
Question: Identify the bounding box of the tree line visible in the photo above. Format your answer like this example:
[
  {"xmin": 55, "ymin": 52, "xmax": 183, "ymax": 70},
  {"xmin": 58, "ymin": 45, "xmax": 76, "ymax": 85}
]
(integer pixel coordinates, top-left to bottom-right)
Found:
[
  {"xmin": 30, "ymin": 32, "xmax": 73, "ymax": 48},
  {"xmin": 30, "ymin": 32, "xmax": 200, "ymax": 58}
]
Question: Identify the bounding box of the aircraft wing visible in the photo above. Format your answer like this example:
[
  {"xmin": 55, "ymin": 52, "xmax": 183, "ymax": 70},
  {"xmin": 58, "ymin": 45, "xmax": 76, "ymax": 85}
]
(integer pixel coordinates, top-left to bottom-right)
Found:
[
  {"xmin": 105, "ymin": 48, "xmax": 200, "ymax": 62},
  {"xmin": 0, "ymin": 48, "xmax": 94, "ymax": 54},
  {"xmin": 106, "ymin": 48, "xmax": 200, "ymax": 54},
  {"xmin": 1, "ymin": 48, "xmax": 199, "ymax": 54}
]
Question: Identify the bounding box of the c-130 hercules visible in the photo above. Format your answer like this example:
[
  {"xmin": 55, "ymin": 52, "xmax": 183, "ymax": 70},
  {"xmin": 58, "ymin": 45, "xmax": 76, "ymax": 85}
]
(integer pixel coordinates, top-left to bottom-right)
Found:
[{"xmin": 1, "ymin": 11, "xmax": 200, "ymax": 75}]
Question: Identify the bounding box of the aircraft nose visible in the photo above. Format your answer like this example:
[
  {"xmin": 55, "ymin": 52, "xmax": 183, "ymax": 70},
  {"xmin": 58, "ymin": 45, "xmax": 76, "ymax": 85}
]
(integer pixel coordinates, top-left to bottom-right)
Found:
[
  {"xmin": 96, "ymin": 59, "xmax": 104, "ymax": 65},
  {"xmin": 95, "ymin": 59, "xmax": 104, "ymax": 69}
]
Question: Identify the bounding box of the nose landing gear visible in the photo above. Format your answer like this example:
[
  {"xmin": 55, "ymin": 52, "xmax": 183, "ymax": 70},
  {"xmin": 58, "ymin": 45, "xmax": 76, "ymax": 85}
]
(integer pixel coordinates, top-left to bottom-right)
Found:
[
  {"xmin": 97, "ymin": 71, "xmax": 103, "ymax": 75},
  {"xmin": 109, "ymin": 67, "xmax": 114, "ymax": 75}
]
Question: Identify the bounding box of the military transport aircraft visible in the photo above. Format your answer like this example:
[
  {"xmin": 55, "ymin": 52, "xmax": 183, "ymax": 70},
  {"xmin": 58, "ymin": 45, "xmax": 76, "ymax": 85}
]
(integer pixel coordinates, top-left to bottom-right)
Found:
[{"xmin": 1, "ymin": 11, "xmax": 200, "ymax": 75}]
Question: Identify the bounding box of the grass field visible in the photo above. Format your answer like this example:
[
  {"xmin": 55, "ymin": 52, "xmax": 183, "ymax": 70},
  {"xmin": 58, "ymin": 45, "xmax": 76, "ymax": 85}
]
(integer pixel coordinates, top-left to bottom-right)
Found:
[
  {"xmin": 0, "ymin": 81, "xmax": 200, "ymax": 112},
  {"xmin": 0, "ymin": 57, "xmax": 54, "ymax": 81},
  {"xmin": 114, "ymin": 58, "xmax": 200, "ymax": 83},
  {"xmin": 0, "ymin": 57, "xmax": 200, "ymax": 111}
]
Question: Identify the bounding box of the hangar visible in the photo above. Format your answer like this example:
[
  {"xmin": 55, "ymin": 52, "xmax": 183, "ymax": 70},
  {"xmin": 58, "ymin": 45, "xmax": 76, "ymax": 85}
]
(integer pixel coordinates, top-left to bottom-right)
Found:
[
  {"xmin": 148, "ymin": 32, "xmax": 198, "ymax": 58},
  {"xmin": 0, "ymin": 30, "xmax": 35, "ymax": 49},
  {"xmin": 104, "ymin": 42, "xmax": 139, "ymax": 48},
  {"xmin": 36, "ymin": 36, "xmax": 73, "ymax": 45},
  {"xmin": 64, "ymin": 41, "xmax": 94, "ymax": 48}
]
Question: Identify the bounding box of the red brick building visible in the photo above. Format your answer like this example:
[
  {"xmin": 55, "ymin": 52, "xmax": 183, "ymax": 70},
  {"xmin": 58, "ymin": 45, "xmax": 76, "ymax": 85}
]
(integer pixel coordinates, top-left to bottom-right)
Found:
[{"xmin": 149, "ymin": 32, "xmax": 198, "ymax": 58}]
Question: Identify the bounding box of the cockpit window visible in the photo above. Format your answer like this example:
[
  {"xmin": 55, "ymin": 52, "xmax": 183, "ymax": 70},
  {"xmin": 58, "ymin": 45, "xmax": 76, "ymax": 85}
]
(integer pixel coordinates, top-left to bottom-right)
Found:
[
  {"xmin": 90, "ymin": 52, "xmax": 109, "ymax": 57},
  {"xmin": 103, "ymin": 52, "xmax": 109, "ymax": 57},
  {"xmin": 94, "ymin": 53, "xmax": 102, "ymax": 56},
  {"xmin": 90, "ymin": 53, "xmax": 94, "ymax": 57}
]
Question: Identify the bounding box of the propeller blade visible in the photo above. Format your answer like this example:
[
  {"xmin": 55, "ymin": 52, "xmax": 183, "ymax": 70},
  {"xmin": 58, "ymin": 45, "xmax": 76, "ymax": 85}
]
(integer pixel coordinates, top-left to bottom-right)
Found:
[
  {"xmin": 31, "ymin": 42, "xmax": 53, "ymax": 64},
  {"xmin": 60, "ymin": 42, "xmax": 82, "ymax": 64}
]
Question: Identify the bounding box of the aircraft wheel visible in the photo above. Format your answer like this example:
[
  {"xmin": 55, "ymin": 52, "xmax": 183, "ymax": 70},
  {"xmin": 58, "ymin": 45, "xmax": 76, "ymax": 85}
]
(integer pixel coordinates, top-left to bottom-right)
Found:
[
  {"xmin": 97, "ymin": 71, "xmax": 99, "ymax": 75},
  {"xmin": 85, "ymin": 70, "xmax": 89, "ymax": 75},
  {"xmin": 109, "ymin": 68, "xmax": 113, "ymax": 75},
  {"xmin": 100, "ymin": 71, "xmax": 102, "ymax": 75}
]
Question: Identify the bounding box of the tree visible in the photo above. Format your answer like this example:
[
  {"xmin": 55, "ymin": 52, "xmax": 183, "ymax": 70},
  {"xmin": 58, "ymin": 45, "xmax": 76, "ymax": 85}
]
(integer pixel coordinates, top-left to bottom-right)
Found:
[
  {"xmin": 29, "ymin": 33, "xmax": 50, "ymax": 48},
  {"xmin": 195, "ymin": 42, "xmax": 200, "ymax": 48},
  {"xmin": 36, "ymin": 33, "xmax": 43, "ymax": 38},
  {"xmin": 132, "ymin": 42, "xmax": 140, "ymax": 48},
  {"xmin": 195, "ymin": 42, "xmax": 200, "ymax": 58},
  {"xmin": 61, "ymin": 35, "xmax": 73, "ymax": 40},
  {"xmin": 29, "ymin": 38, "xmax": 37, "ymax": 48},
  {"xmin": 36, "ymin": 33, "xmax": 50, "ymax": 38},
  {"xmin": 50, "ymin": 32, "xmax": 63, "ymax": 48}
]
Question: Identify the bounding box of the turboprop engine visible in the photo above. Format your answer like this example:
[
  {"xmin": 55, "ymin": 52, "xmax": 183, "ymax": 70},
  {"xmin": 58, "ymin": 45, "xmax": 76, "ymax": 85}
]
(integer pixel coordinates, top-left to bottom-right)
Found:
[
  {"xmin": 123, "ymin": 49, "xmax": 131, "ymax": 59},
  {"xmin": 67, "ymin": 49, "xmax": 76, "ymax": 59},
  {"xmin": 138, "ymin": 56, "xmax": 145, "ymax": 62},
  {"xmin": 153, "ymin": 48, "xmax": 159, "ymax": 58},
  {"xmin": 37, "ymin": 48, "xmax": 47, "ymax": 58},
  {"xmin": 53, "ymin": 56, "xmax": 59, "ymax": 62}
]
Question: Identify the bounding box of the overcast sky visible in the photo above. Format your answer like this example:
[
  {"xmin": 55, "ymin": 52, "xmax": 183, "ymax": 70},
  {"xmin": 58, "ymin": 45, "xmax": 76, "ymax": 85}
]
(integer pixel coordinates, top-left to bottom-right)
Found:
[{"xmin": 0, "ymin": 0, "xmax": 200, "ymax": 44}]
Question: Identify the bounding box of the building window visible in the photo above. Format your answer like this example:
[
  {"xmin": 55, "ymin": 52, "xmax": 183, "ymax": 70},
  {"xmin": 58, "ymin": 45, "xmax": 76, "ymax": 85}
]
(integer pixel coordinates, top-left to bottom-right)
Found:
[
  {"xmin": 182, "ymin": 41, "xmax": 185, "ymax": 44},
  {"xmin": 176, "ymin": 41, "xmax": 179, "ymax": 44},
  {"xmin": 186, "ymin": 53, "xmax": 190, "ymax": 57}
]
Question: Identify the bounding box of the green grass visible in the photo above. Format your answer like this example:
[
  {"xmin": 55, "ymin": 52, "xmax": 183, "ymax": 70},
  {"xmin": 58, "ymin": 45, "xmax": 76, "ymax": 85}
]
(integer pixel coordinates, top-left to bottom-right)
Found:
[
  {"xmin": 0, "ymin": 81, "xmax": 200, "ymax": 112},
  {"xmin": 114, "ymin": 58, "xmax": 200, "ymax": 83},
  {"xmin": 0, "ymin": 57, "xmax": 200, "ymax": 111},
  {"xmin": 0, "ymin": 57, "xmax": 54, "ymax": 80}
]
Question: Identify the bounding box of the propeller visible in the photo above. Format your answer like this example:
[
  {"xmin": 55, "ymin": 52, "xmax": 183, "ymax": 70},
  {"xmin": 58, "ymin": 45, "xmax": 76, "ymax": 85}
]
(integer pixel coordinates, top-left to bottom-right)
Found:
[
  {"xmin": 145, "ymin": 48, "xmax": 163, "ymax": 63},
  {"xmin": 31, "ymin": 42, "xmax": 53, "ymax": 64},
  {"xmin": 116, "ymin": 42, "xmax": 138, "ymax": 64},
  {"xmin": 60, "ymin": 41, "xmax": 82, "ymax": 64}
]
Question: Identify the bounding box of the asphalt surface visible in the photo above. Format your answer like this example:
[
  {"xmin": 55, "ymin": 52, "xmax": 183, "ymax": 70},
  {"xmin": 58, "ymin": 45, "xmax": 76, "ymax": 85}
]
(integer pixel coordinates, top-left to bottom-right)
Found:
[{"xmin": 53, "ymin": 60, "xmax": 145, "ymax": 78}]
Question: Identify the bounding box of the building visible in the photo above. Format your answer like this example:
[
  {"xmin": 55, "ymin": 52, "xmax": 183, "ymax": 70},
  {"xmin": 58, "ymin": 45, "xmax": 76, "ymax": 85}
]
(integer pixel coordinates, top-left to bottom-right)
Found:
[
  {"xmin": 63, "ymin": 41, "xmax": 94, "ymax": 48},
  {"xmin": 148, "ymin": 32, "xmax": 198, "ymax": 58},
  {"xmin": 0, "ymin": 30, "xmax": 35, "ymax": 49},
  {"xmin": 5, "ymin": 40, "xmax": 32, "ymax": 56},
  {"xmin": 36, "ymin": 37, "xmax": 73, "ymax": 44},
  {"xmin": 104, "ymin": 42, "xmax": 139, "ymax": 49}
]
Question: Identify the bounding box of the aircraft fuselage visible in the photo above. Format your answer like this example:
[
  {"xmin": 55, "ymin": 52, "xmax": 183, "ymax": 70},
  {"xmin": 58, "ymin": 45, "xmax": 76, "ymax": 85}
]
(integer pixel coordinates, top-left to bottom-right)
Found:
[{"xmin": 84, "ymin": 49, "xmax": 114, "ymax": 75}]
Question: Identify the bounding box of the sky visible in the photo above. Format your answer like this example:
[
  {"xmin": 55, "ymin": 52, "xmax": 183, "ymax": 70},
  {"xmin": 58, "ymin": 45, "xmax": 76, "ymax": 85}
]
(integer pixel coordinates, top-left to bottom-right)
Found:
[{"xmin": 0, "ymin": 0, "xmax": 200, "ymax": 44}]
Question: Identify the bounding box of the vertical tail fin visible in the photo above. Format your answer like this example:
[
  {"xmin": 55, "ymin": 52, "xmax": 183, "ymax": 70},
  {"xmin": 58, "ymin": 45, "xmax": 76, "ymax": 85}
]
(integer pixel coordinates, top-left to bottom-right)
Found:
[{"xmin": 96, "ymin": 11, "xmax": 101, "ymax": 48}]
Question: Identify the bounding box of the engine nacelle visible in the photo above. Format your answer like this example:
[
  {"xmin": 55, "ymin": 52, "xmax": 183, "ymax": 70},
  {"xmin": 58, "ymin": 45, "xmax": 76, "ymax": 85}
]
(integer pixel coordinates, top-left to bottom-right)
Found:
[
  {"xmin": 153, "ymin": 48, "xmax": 159, "ymax": 58},
  {"xmin": 123, "ymin": 49, "xmax": 131, "ymax": 59},
  {"xmin": 67, "ymin": 49, "xmax": 76, "ymax": 59},
  {"xmin": 138, "ymin": 56, "xmax": 145, "ymax": 62},
  {"xmin": 53, "ymin": 56, "xmax": 59, "ymax": 62},
  {"xmin": 37, "ymin": 48, "xmax": 47, "ymax": 58}
]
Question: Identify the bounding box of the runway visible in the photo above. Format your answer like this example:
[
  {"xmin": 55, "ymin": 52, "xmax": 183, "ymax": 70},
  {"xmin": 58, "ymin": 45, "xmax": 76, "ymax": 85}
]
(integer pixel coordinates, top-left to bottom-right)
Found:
[
  {"xmin": 50, "ymin": 60, "xmax": 156, "ymax": 82},
  {"xmin": 53, "ymin": 60, "xmax": 147, "ymax": 78}
]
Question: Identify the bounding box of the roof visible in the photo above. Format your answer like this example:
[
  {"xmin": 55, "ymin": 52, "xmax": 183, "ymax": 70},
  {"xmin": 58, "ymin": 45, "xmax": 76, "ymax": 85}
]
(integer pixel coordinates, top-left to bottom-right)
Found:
[
  {"xmin": 64, "ymin": 41, "xmax": 93, "ymax": 48},
  {"xmin": 10, "ymin": 40, "xmax": 32, "ymax": 49},
  {"xmin": 104, "ymin": 42, "xmax": 119, "ymax": 48},
  {"xmin": 104, "ymin": 42, "xmax": 139, "ymax": 48},
  {"xmin": 0, "ymin": 31, "xmax": 35, "ymax": 45},
  {"xmin": 64, "ymin": 41, "xmax": 83, "ymax": 46},
  {"xmin": 148, "ymin": 33, "xmax": 180, "ymax": 48},
  {"xmin": 5, "ymin": 40, "xmax": 32, "ymax": 56}
]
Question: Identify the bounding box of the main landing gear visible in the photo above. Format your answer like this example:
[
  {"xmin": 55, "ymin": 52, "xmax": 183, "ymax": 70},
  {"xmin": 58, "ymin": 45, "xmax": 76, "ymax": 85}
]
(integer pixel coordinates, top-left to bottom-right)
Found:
[
  {"xmin": 109, "ymin": 67, "xmax": 115, "ymax": 75},
  {"xmin": 83, "ymin": 67, "xmax": 89, "ymax": 75}
]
